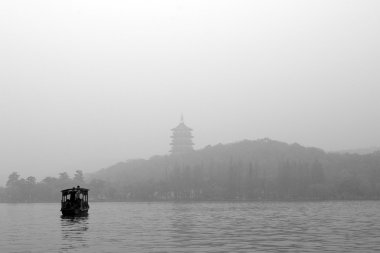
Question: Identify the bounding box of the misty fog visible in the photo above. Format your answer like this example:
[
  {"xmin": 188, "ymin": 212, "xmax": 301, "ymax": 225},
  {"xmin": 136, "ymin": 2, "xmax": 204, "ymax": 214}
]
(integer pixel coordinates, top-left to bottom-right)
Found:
[{"xmin": 1, "ymin": 0, "xmax": 379, "ymax": 185}]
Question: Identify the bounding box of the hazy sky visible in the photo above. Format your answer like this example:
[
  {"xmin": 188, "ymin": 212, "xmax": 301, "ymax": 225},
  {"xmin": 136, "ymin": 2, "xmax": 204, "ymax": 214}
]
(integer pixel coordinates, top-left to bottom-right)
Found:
[{"xmin": 1, "ymin": 0, "xmax": 379, "ymax": 185}]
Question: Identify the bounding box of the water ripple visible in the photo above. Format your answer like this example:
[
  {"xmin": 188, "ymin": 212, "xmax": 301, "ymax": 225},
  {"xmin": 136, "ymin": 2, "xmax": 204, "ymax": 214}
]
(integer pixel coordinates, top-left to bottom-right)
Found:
[{"xmin": 0, "ymin": 201, "xmax": 380, "ymax": 252}]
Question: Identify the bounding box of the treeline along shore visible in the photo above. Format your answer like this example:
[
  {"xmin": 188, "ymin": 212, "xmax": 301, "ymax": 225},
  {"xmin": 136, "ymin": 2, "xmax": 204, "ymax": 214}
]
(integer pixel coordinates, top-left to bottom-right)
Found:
[{"xmin": 1, "ymin": 139, "xmax": 380, "ymax": 203}]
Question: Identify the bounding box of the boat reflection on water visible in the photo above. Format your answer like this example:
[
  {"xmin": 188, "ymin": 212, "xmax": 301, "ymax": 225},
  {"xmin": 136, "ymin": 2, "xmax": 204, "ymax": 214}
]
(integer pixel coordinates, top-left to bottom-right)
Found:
[{"xmin": 60, "ymin": 215, "xmax": 90, "ymax": 251}]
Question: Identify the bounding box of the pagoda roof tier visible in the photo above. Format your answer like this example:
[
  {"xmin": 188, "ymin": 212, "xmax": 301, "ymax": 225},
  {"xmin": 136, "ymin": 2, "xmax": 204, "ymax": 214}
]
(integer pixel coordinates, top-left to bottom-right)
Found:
[
  {"xmin": 170, "ymin": 133, "xmax": 193, "ymax": 139},
  {"xmin": 171, "ymin": 122, "xmax": 192, "ymax": 131},
  {"xmin": 171, "ymin": 142, "xmax": 193, "ymax": 145}
]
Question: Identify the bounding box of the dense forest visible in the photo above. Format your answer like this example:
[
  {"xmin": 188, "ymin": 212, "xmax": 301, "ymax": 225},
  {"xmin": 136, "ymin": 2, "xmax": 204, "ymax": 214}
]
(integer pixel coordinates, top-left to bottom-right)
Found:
[{"xmin": 1, "ymin": 139, "xmax": 380, "ymax": 203}]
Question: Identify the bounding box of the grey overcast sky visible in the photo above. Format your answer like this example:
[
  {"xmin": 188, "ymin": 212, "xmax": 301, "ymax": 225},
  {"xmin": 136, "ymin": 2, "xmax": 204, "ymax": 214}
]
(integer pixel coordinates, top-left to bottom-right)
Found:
[{"xmin": 0, "ymin": 0, "xmax": 379, "ymax": 185}]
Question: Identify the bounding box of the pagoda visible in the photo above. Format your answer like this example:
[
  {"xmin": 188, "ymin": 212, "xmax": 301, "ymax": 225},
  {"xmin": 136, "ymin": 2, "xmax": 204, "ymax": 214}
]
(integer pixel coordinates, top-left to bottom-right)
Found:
[{"xmin": 170, "ymin": 116, "xmax": 194, "ymax": 155}]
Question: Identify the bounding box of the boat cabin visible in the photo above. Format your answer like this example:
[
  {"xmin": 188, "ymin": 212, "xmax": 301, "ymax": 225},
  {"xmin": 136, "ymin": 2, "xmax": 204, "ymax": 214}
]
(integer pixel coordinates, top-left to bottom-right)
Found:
[{"xmin": 61, "ymin": 186, "xmax": 89, "ymax": 216}]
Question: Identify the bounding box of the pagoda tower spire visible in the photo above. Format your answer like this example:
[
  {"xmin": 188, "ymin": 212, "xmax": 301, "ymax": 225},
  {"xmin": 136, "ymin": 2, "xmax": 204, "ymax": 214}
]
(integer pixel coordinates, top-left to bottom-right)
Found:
[{"xmin": 170, "ymin": 116, "xmax": 194, "ymax": 155}]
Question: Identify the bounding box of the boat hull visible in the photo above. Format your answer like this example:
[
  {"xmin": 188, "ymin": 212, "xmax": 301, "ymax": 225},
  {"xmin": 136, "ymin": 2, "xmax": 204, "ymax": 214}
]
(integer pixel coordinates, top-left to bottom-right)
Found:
[{"xmin": 61, "ymin": 208, "xmax": 89, "ymax": 216}]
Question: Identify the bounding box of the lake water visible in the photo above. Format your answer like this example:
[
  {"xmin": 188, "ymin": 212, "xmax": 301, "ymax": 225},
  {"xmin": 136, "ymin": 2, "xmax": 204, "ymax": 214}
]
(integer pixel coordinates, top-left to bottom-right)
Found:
[{"xmin": 0, "ymin": 201, "xmax": 379, "ymax": 252}]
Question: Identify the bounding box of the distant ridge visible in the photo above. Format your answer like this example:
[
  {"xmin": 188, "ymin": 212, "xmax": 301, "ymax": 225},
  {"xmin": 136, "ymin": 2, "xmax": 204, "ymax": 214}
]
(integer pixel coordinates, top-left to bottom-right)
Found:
[
  {"xmin": 88, "ymin": 138, "xmax": 327, "ymax": 182},
  {"xmin": 84, "ymin": 138, "xmax": 380, "ymax": 201},
  {"xmin": 333, "ymin": 147, "xmax": 380, "ymax": 155},
  {"xmin": 3, "ymin": 138, "xmax": 380, "ymax": 202}
]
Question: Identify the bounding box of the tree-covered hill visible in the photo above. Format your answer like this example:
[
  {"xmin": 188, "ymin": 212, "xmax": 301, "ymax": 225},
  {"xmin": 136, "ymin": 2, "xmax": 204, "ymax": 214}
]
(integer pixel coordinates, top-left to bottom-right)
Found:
[
  {"xmin": 1, "ymin": 138, "xmax": 380, "ymax": 202},
  {"xmin": 86, "ymin": 138, "xmax": 380, "ymax": 201}
]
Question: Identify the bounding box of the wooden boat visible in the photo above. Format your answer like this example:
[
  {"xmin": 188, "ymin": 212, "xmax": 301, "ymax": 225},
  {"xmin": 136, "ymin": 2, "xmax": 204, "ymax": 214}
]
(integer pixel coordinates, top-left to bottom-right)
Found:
[{"xmin": 61, "ymin": 186, "xmax": 89, "ymax": 216}]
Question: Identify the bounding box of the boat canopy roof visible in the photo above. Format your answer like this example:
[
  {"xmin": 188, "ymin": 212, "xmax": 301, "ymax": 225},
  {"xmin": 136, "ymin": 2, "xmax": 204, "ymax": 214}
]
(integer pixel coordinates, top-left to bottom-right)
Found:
[{"xmin": 61, "ymin": 186, "xmax": 89, "ymax": 194}]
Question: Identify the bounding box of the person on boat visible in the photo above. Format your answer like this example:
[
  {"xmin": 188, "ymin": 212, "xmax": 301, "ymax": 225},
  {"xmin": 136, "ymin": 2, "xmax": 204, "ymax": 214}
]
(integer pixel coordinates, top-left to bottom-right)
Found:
[
  {"xmin": 70, "ymin": 190, "xmax": 76, "ymax": 205},
  {"xmin": 75, "ymin": 186, "xmax": 81, "ymax": 208}
]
